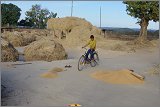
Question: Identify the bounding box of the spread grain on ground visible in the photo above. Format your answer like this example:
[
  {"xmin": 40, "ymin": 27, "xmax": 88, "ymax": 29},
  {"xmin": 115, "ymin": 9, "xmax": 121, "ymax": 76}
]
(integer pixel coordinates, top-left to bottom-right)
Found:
[
  {"xmin": 50, "ymin": 67, "xmax": 64, "ymax": 73},
  {"xmin": 91, "ymin": 69, "xmax": 144, "ymax": 85},
  {"xmin": 40, "ymin": 72, "xmax": 58, "ymax": 78},
  {"xmin": 40, "ymin": 67, "xmax": 64, "ymax": 78}
]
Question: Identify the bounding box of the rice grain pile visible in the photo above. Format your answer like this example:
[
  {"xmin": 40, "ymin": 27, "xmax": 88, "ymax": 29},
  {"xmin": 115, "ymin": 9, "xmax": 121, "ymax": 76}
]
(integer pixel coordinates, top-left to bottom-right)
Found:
[
  {"xmin": 40, "ymin": 72, "xmax": 58, "ymax": 78},
  {"xmin": 50, "ymin": 67, "xmax": 64, "ymax": 73},
  {"xmin": 40, "ymin": 67, "xmax": 64, "ymax": 78},
  {"xmin": 91, "ymin": 69, "xmax": 144, "ymax": 85}
]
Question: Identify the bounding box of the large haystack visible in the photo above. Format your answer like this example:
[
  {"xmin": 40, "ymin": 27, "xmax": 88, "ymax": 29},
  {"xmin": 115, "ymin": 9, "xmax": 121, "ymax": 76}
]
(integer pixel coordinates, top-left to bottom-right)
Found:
[
  {"xmin": 2, "ymin": 31, "xmax": 36, "ymax": 47},
  {"xmin": 22, "ymin": 31, "xmax": 36, "ymax": 44},
  {"xmin": 47, "ymin": 17, "xmax": 101, "ymax": 47},
  {"xmin": 29, "ymin": 29, "xmax": 53, "ymax": 41},
  {"xmin": 24, "ymin": 38, "xmax": 67, "ymax": 61},
  {"xmin": 1, "ymin": 38, "xmax": 19, "ymax": 62},
  {"xmin": 47, "ymin": 17, "xmax": 93, "ymax": 31}
]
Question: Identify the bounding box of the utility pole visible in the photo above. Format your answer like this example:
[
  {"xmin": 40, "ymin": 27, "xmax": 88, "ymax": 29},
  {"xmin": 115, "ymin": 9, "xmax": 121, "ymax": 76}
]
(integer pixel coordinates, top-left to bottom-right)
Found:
[
  {"xmin": 71, "ymin": 0, "xmax": 73, "ymax": 17},
  {"xmin": 100, "ymin": 6, "xmax": 102, "ymax": 35},
  {"xmin": 100, "ymin": 6, "xmax": 101, "ymax": 28}
]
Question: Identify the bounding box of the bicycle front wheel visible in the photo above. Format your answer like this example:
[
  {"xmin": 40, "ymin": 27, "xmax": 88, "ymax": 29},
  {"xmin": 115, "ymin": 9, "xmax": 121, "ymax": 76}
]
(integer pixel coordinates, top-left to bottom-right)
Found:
[
  {"xmin": 93, "ymin": 53, "xmax": 99, "ymax": 64},
  {"xmin": 78, "ymin": 55, "xmax": 85, "ymax": 71}
]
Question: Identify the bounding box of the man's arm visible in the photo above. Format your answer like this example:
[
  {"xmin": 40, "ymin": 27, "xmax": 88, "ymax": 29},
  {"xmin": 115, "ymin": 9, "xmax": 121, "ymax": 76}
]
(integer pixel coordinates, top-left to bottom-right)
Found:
[{"xmin": 82, "ymin": 42, "xmax": 89, "ymax": 48}]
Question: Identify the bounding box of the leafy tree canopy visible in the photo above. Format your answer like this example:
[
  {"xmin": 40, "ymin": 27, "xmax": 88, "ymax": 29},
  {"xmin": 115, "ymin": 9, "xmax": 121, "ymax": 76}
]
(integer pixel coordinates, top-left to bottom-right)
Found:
[
  {"xmin": 123, "ymin": 1, "xmax": 159, "ymax": 41},
  {"xmin": 1, "ymin": 3, "xmax": 21, "ymax": 27},
  {"xmin": 25, "ymin": 4, "xmax": 57, "ymax": 28},
  {"xmin": 123, "ymin": 1, "xmax": 159, "ymax": 23}
]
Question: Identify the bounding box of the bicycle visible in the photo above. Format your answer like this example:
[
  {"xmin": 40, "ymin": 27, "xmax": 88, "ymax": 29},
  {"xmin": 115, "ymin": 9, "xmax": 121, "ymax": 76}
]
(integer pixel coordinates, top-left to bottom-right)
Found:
[{"xmin": 78, "ymin": 47, "xmax": 99, "ymax": 71}]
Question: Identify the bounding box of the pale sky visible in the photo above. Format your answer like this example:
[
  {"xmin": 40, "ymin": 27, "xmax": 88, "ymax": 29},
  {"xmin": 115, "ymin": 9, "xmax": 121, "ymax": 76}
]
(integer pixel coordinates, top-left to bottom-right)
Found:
[{"xmin": 1, "ymin": 1, "xmax": 159, "ymax": 30}]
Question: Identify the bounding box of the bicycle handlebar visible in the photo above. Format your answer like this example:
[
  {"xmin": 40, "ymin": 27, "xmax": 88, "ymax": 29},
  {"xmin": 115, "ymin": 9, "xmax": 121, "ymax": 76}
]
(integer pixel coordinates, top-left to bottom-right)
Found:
[{"xmin": 82, "ymin": 47, "xmax": 87, "ymax": 50}]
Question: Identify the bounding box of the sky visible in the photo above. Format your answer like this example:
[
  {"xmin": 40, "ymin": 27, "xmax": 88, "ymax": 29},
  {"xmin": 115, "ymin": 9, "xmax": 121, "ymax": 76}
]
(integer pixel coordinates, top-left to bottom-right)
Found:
[{"xmin": 1, "ymin": 0, "xmax": 159, "ymax": 30}]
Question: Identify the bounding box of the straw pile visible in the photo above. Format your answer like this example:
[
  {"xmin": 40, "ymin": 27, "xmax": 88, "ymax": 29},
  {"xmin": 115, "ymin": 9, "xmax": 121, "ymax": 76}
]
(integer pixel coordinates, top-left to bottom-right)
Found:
[
  {"xmin": 91, "ymin": 69, "xmax": 144, "ymax": 85},
  {"xmin": 47, "ymin": 17, "xmax": 136, "ymax": 51},
  {"xmin": 47, "ymin": 17, "xmax": 101, "ymax": 47},
  {"xmin": 1, "ymin": 38, "xmax": 19, "ymax": 62},
  {"xmin": 24, "ymin": 38, "xmax": 67, "ymax": 61},
  {"xmin": 22, "ymin": 31, "xmax": 36, "ymax": 44},
  {"xmin": 47, "ymin": 17, "xmax": 140, "ymax": 52},
  {"xmin": 47, "ymin": 17, "xmax": 158, "ymax": 51},
  {"xmin": 47, "ymin": 17, "xmax": 93, "ymax": 32},
  {"xmin": 2, "ymin": 31, "xmax": 25, "ymax": 47},
  {"xmin": 29, "ymin": 29, "xmax": 53, "ymax": 41},
  {"xmin": 2, "ymin": 31, "xmax": 36, "ymax": 47}
]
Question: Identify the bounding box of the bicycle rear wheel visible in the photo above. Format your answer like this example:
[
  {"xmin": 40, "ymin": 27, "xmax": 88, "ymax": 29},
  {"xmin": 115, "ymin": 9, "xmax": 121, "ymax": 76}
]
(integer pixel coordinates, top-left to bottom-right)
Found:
[
  {"xmin": 90, "ymin": 60, "xmax": 96, "ymax": 67},
  {"xmin": 78, "ymin": 55, "xmax": 85, "ymax": 71}
]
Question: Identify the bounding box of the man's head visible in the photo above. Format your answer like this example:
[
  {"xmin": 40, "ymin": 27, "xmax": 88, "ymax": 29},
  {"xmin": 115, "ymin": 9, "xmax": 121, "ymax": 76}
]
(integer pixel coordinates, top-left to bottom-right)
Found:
[{"xmin": 90, "ymin": 35, "xmax": 94, "ymax": 40}]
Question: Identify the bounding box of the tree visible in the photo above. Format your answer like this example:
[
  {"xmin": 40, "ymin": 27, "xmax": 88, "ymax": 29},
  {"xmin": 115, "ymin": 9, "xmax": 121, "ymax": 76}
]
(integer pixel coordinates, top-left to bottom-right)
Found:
[
  {"xmin": 18, "ymin": 19, "xmax": 26, "ymax": 26},
  {"xmin": 1, "ymin": 3, "xmax": 21, "ymax": 27},
  {"xmin": 18, "ymin": 19, "xmax": 33, "ymax": 27},
  {"xmin": 123, "ymin": 1, "xmax": 159, "ymax": 42},
  {"xmin": 25, "ymin": 4, "xmax": 57, "ymax": 29},
  {"xmin": 49, "ymin": 12, "xmax": 57, "ymax": 18}
]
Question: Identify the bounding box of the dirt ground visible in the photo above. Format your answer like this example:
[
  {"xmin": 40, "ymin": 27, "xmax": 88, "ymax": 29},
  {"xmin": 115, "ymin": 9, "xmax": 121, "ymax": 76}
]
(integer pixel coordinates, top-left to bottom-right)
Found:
[{"xmin": 1, "ymin": 45, "xmax": 160, "ymax": 106}]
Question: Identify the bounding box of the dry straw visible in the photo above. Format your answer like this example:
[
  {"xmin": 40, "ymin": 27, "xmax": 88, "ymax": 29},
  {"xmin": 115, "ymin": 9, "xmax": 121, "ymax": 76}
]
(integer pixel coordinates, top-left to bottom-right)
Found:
[
  {"xmin": 2, "ymin": 31, "xmax": 36, "ymax": 47},
  {"xmin": 1, "ymin": 38, "xmax": 19, "ymax": 62},
  {"xmin": 24, "ymin": 38, "xmax": 67, "ymax": 61}
]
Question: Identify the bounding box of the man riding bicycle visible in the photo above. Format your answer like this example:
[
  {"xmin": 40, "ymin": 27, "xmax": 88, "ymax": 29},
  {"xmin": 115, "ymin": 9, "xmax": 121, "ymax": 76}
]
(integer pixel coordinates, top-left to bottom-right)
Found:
[{"xmin": 82, "ymin": 35, "xmax": 96, "ymax": 62}]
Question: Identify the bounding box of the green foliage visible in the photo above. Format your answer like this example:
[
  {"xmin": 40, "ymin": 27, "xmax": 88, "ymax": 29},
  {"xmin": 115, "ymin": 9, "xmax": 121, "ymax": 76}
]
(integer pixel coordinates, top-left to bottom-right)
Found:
[
  {"xmin": 25, "ymin": 4, "xmax": 57, "ymax": 29},
  {"xmin": 1, "ymin": 3, "xmax": 21, "ymax": 27},
  {"xmin": 18, "ymin": 19, "xmax": 33, "ymax": 27},
  {"xmin": 49, "ymin": 12, "xmax": 57, "ymax": 18},
  {"xmin": 123, "ymin": 1, "xmax": 159, "ymax": 40},
  {"xmin": 123, "ymin": 1, "xmax": 159, "ymax": 22}
]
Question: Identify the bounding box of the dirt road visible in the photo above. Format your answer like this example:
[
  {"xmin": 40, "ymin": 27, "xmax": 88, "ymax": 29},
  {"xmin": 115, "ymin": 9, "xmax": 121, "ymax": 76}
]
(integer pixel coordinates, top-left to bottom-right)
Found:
[{"xmin": 1, "ymin": 47, "xmax": 160, "ymax": 106}]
